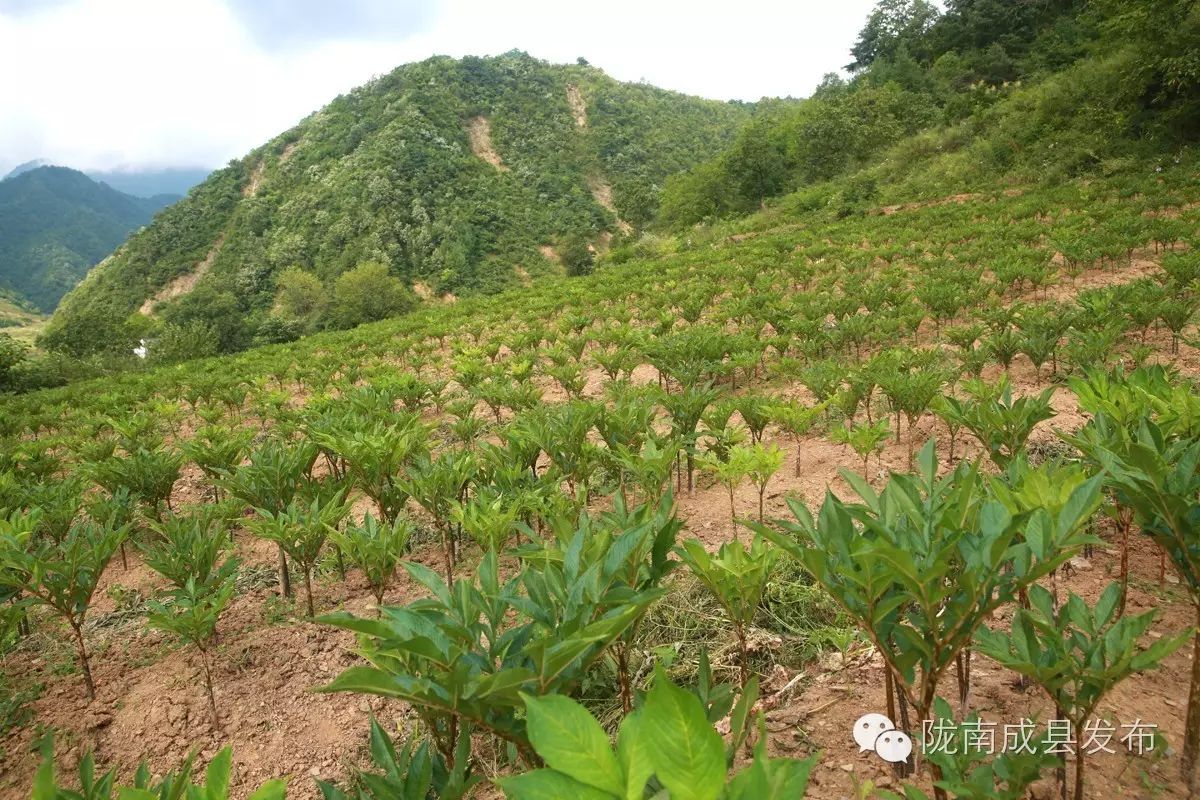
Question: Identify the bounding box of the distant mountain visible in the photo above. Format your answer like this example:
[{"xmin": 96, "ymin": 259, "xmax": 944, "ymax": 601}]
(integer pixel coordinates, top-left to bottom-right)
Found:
[
  {"xmin": 3, "ymin": 159, "xmax": 52, "ymax": 180},
  {"xmin": 44, "ymin": 52, "xmax": 751, "ymax": 356},
  {"xmin": 84, "ymin": 167, "xmax": 211, "ymax": 199},
  {"xmin": 0, "ymin": 166, "xmax": 177, "ymax": 312},
  {"xmin": 3, "ymin": 161, "xmax": 210, "ymax": 198}
]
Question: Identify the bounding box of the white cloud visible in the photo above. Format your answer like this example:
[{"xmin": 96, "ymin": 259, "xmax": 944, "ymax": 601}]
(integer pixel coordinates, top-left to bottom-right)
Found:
[{"xmin": 0, "ymin": 0, "xmax": 877, "ymax": 175}]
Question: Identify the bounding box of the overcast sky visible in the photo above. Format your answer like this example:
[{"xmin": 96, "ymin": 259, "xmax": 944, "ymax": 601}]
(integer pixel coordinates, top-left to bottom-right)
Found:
[{"xmin": 0, "ymin": 0, "xmax": 877, "ymax": 176}]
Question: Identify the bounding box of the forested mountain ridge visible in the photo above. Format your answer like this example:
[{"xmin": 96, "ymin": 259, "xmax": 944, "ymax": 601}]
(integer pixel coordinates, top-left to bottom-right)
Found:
[
  {"xmin": 0, "ymin": 166, "xmax": 175, "ymax": 313},
  {"xmin": 43, "ymin": 52, "xmax": 750, "ymax": 357}
]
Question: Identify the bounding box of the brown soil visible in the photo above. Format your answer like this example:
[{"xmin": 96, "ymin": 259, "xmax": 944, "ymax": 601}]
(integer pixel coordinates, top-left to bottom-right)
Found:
[
  {"xmin": 242, "ymin": 159, "xmax": 266, "ymax": 198},
  {"xmin": 588, "ymin": 177, "xmax": 633, "ymax": 235}
]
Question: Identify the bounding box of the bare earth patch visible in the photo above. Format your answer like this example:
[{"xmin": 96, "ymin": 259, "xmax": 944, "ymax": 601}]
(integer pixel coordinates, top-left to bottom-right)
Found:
[
  {"xmin": 138, "ymin": 233, "xmax": 226, "ymax": 315},
  {"xmin": 566, "ymin": 84, "xmax": 587, "ymax": 128},
  {"xmin": 466, "ymin": 116, "xmax": 507, "ymax": 171}
]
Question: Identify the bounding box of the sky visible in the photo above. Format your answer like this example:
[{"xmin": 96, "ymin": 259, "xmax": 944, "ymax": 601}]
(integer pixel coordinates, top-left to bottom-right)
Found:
[{"xmin": 0, "ymin": 0, "xmax": 878, "ymax": 176}]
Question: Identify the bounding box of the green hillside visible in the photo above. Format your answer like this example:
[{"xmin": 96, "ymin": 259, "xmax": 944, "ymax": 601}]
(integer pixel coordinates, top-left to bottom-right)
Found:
[
  {"xmin": 657, "ymin": 0, "xmax": 1200, "ymax": 227},
  {"xmin": 42, "ymin": 52, "xmax": 750, "ymax": 357},
  {"xmin": 0, "ymin": 166, "xmax": 174, "ymax": 312}
]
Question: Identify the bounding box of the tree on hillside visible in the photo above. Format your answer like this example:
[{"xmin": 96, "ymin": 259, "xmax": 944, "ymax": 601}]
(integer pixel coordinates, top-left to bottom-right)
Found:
[
  {"xmin": 0, "ymin": 333, "xmax": 27, "ymax": 391},
  {"xmin": 273, "ymin": 266, "xmax": 327, "ymax": 332},
  {"xmin": 332, "ymin": 261, "xmax": 417, "ymax": 328},
  {"xmin": 560, "ymin": 235, "xmax": 595, "ymax": 277},
  {"xmin": 724, "ymin": 111, "xmax": 790, "ymax": 209},
  {"xmin": 161, "ymin": 282, "xmax": 249, "ymax": 353},
  {"xmin": 847, "ymin": 0, "xmax": 940, "ymax": 72}
]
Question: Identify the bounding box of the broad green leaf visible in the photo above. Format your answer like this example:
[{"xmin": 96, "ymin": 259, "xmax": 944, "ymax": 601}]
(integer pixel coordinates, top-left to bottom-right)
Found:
[
  {"xmin": 204, "ymin": 747, "xmax": 233, "ymax": 800},
  {"xmin": 496, "ymin": 769, "xmax": 616, "ymax": 800},
  {"xmin": 616, "ymin": 710, "xmax": 654, "ymax": 800},
  {"xmin": 640, "ymin": 671, "xmax": 725, "ymax": 800},
  {"xmin": 247, "ymin": 779, "xmax": 288, "ymax": 800},
  {"xmin": 521, "ymin": 693, "xmax": 624, "ymax": 796}
]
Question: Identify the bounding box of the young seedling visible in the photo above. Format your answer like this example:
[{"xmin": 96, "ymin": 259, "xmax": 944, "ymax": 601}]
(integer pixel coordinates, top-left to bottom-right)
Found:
[
  {"xmin": 88, "ymin": 446, "xmax": 184, "ymax": 521},
  {"xmin": 743, "ymin": 442, "xmax": 785, "ymax": 523},
  {"xmin": 699, "ymin": 450, "xmax": 751, "ymax": 536},
  {"xmin": 498, "ymin": 668, "xmax": 815, "ymax": 800},
  {"xmin": 31, "ymin": 738, "xmax": 286, "ymax": 800},
  {"xmin": 659, "ymin": 384, "xmax": 722, "ymax": 493},
  {"xmin": 975, "ymin": 583, "xmax": 1187, "ymax": 800},
  {"xmin": 321, "ymin": 549, "xmax": 659, "ymax": 770},
  {"xmin": 141, "ymin": 507, "xmax": 238, "ymax": 591},
  {"xmin": 938, "ymin": 378, "xmax": 1055, "ymax": 468},
  {"xmin": 332, "ymin": 513, "xmax": 413, "ymax": 607},
  {"xmin": 250, "ymin": 493, "xmax": 348, "ymax": 616},
  {"xmin": 677, "ymin": 536, "xmax": 778, "ymax": 688},
  {"xmin": 217, "ymin": 438, "xmax": 320, "ymax": 599},
  {"xmin": 146, "ymin": 575, "xmax": 237, "ymax": 729},
  {"xmin": 0, "ymin": 516, "xmax": 126, "ymax": 700},
  {"xmin": 611, "ymin": 436, "xmax": 679, "ymax": 506},
  {"xmin": 831, "ymin": 418, "xmax": 890, "ymax": 475},
  {"xmin": 770, "ymin": 399, "xmax": 826, "ymax": 477},
  {"xmin": 452, "ymin": 489, "xmax": 521, "ymax": 553},
  {"xmin": 1066, "ymin": 413, "xmax": 1200, "ymax": 792},
  {"xmin": 400, "ymin": 450, "xmax": 477, "ymax": 583},
  {"xmin": 756, "ymin": 442, "xmax": 1099, "ymax": 799},
  {"xmin": 184, "ymin": 424, "xmax": 255, "ymax": 501},
  {"xmin": 318, "ymin": 716, "xmax": 479, "ymax": 800}
]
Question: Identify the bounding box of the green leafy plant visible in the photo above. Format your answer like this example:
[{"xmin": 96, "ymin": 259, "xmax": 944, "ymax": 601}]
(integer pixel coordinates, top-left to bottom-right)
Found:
[
  {"xmin": 249, "ymin": 493, "xmax": 348, "ymax": 616},
  {"xmin": 88, "ymin": 446, "xmax": 183, "ymax": 522},
  {"xmin": 975, "ymin": 582, "xmax": 1188, "ymax": 800},
  {"xmin": 757, "ymin": 442, "xmax": 1099, "ymax": 798},
  {"xmin": 331, "ymin": 513, "xmax": 413, "ymax": 607},
  {"xmin": 497, "ymin": 670, "xmax": 816, "ymax": 800},
  {"xmin": 884, "ymin": 698, "xmax": 1060, "ymax": 800},
  {"xmin": 30, "ymin": 736, "xmax": 286, "ymax": 799},
  {"xmin": 141, "ymin": 507, "xmax": 239, "ymax": 591},
  {"xmin": 677, "ymin": 536, "xmax": 778, "ymax": 687},
  {"xmin": 520, "ymin": 494, "xmax": 681, "ymax": 712},
  {"xmin": 831, "ymin": 418, "xmax": 890, "ymax": 474},
  {"xmin": 769, "ymin": 399, "xmax": 826, "ymax": 477},
  {"xmin": 317, "ymin": 717, "xmax": 478, "ymax": 800},
  {"xmin": 0, "ymin": 516, "xmax": 126, "ymax": 700},
  {"xmin": 320, "ymin": 548, "xmax": 659, "ymax": 770},
  {"xmin": 399, "ymin": 450, "xmax": 476, "ymax": 582},
  {"xmin": 1066, "ymin": 413, "xmax": 1200, "ymax": 791},
  {"xmin": 938, "ymin": 380, "xmax": 1055, "ymax": 468},
  {"xmin": 217, "ymin": 438, "xmax": 320, "ymax": 598},
  {"xmin": 146, "ymin": 575, "xmax": 237, "ymax": 728}
]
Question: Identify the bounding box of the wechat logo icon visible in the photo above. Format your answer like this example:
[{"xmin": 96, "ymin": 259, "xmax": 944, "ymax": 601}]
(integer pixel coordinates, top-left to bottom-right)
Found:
[{"xmin": 853, "ymin": 713, "xmax": 914, "ymax": 763}]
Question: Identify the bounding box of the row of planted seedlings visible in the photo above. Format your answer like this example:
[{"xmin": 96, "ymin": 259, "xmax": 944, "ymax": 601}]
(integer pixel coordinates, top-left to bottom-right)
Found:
[{"xmin": 4, "ymin": 362, "xmax": 1200, "ymax": 799}]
